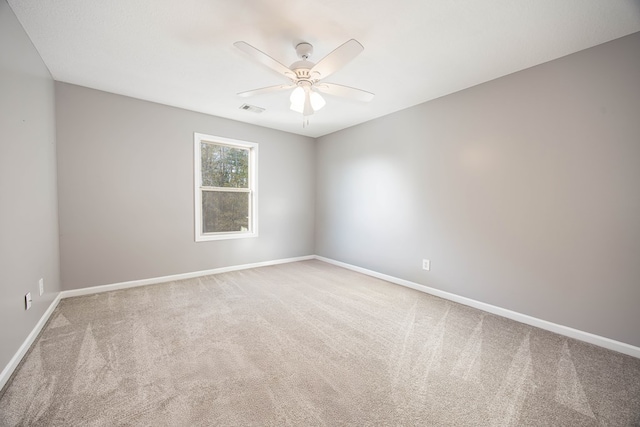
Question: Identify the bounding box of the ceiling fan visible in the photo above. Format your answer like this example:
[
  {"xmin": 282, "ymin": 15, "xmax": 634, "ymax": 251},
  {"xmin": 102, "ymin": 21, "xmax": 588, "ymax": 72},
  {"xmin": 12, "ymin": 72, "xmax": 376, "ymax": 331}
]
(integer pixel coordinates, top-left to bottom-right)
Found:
[{"xmin": 234, "ymin": 39, "xmax": 374, "ymax": 126}]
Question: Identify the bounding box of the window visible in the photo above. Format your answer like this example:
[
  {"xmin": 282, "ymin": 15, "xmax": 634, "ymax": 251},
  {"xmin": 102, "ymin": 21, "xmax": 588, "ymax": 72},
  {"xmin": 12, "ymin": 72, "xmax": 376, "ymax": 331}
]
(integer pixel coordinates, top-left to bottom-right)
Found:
[{"xmin": 194, "ymin": 133, "xmax": 258, "ymax": 241}]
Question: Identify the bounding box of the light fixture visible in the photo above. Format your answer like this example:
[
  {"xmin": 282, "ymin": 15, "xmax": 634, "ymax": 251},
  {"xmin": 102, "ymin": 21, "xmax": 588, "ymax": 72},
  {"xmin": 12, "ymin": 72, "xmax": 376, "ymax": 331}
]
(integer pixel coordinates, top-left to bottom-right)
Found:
[
  {"xmin": 290, "ymin": 93, "xmax": 325, "ymax": 112},
  {"xmin": 289, "ymin": 84, "xmax": 325, "ymax": 127}
]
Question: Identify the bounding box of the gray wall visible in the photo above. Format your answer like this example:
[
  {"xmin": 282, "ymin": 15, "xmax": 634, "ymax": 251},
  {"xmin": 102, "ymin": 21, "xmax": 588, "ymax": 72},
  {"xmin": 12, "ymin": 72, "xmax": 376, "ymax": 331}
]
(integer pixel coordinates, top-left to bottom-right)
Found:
[
  {"xmin": 55, "ymin": 83, "xmax": 315, "ymax": 290},
  {"xmin": 316, "ymin": 32, "xmax": 640, "ymax": 347},
  {"xmin": 0, "ymin": 0, "xmax": 61, "ymax": 371}
]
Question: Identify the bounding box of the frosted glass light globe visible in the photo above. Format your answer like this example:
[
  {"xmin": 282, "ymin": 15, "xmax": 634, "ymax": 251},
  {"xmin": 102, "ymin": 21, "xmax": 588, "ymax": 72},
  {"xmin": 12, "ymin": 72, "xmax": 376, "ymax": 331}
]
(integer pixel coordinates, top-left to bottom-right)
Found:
[
  {"xmin": 310, "ymin": 92, "xmax": 326, "ymax": 111},
  {"xmin": 289, "ymin": 87, "xmax": 305, "ymax": 105}
]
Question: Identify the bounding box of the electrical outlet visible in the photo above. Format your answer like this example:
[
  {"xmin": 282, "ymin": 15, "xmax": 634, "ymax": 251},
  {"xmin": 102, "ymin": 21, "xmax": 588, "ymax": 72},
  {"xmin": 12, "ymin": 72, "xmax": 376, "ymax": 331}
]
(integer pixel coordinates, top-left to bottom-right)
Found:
[
  {"xmin": 422, "ymin": 259, "xmax": 430, "ymax": 271},
  {"xmin": 39, "ymin": 278, "xmax": 44, "ymax": 296},
  {"xmin": 25, "ymin": 292, "xmax": 32, "ymax": 310}
]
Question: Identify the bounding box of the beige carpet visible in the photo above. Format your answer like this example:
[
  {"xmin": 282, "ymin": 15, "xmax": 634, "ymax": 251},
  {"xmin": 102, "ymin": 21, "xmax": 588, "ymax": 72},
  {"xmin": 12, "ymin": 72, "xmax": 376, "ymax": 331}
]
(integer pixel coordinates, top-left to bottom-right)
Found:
[{"xmin": 1, "ymin": 260, "xmax": 639, "ymax": 426}]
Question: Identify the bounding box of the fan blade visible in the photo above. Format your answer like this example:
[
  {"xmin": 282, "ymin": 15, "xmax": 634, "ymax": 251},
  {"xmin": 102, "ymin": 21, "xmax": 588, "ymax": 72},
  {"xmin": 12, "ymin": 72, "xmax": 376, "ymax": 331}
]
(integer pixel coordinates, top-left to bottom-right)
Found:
[
  {"xmin": 234, "ymin": 41, "xmax": 295, "ymax": 80},
  {"xmin": 237, "ymin": 84, "xmax": 295, "ymax": 98},
  {"xmin": 310, "ymin": 39, "xmax": 364, "ymax": 80},
  {"xmin": 315, "ymin": 83, "xmax": 374, "ymax": 102}
]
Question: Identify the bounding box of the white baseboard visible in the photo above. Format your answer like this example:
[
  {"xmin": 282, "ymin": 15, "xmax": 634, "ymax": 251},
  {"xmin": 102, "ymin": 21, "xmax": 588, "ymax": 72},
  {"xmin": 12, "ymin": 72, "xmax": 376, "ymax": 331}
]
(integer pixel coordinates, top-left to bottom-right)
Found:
[
  {"xmin": 314, "ymin": 255, "xmax": 640, "ymax": 359},
  {"xmin": 0, "ymin": 293, "xmax": 61, "ymax": 392},
  {"xmin": 60, "ymin": 255, "xmax": 315, "ymax": 299}
]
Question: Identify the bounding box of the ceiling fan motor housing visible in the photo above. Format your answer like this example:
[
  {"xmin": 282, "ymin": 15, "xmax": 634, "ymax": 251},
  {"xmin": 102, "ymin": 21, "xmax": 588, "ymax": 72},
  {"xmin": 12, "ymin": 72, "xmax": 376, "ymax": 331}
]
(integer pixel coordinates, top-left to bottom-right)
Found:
[{"xmin": 290, "ymin": 64, "xmax": 315, "ymax": 80}]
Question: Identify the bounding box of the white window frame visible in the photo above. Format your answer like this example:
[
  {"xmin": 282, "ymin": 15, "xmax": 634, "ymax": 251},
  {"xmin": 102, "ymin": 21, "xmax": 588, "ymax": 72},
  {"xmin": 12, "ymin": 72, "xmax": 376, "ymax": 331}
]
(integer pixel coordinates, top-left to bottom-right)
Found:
[{"xmin": 194, "ymin": 132, "xmax": 258, "ymax": 241}]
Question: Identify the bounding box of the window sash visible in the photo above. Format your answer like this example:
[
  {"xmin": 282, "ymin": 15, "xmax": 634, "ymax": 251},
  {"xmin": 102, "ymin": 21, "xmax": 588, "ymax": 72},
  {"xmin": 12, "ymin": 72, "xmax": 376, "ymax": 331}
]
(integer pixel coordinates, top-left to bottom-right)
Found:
[
  {"xmin": 201, "ymin": 190, "xmax": 252, "ymax": 235},
  {"xmin": 200, "ymin": 141, "xmax": 250, "ymax": 189}
]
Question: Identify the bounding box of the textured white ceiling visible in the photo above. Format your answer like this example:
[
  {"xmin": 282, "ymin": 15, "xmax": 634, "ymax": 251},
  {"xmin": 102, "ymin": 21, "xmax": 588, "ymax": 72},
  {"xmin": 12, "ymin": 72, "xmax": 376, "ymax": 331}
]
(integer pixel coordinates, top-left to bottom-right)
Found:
[{"xmin": 7, "ymin": 0, "xmax": 640, "ymax": 138}]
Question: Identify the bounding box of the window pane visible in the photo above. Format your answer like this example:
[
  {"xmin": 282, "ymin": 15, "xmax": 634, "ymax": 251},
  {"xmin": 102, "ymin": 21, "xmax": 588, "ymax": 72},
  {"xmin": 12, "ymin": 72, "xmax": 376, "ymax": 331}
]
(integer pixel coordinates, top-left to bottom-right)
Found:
[
  {"xmin": 202, "ymin": 191, "xmax": 249, "ymax": 233},
  {"xmin": 201, "ymin": 143, "xmax": 249, "ymax": 188}
]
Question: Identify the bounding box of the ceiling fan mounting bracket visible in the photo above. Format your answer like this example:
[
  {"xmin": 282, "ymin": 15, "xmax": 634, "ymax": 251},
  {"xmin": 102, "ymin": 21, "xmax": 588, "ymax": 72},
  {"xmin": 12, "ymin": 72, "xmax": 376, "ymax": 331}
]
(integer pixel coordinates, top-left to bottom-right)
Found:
[{"xmin": 295, "ymin": 42, "xmax": 313, "ymax": 60}]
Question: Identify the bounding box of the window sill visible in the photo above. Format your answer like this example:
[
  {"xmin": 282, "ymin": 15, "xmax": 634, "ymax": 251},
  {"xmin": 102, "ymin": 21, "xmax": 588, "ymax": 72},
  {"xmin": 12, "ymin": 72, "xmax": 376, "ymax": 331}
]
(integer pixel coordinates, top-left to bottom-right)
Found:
[{"xmin": 195, "ymin": 232, "xmax": 259, "ymax": 242}]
